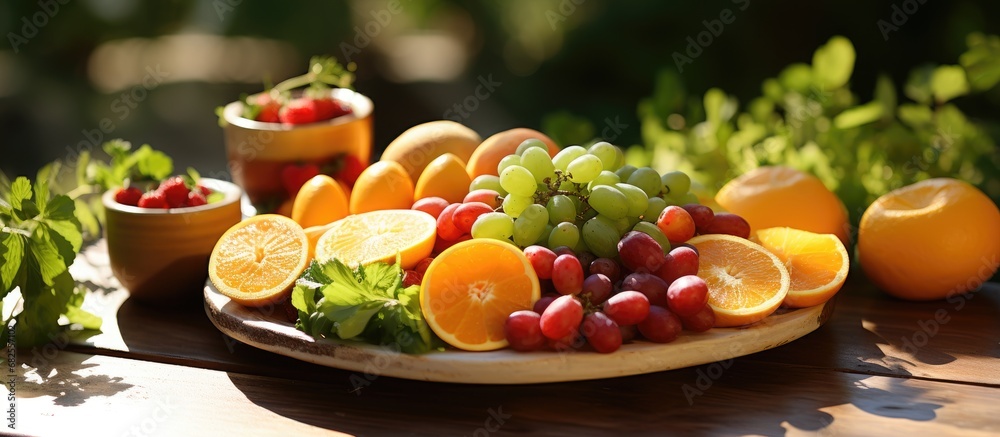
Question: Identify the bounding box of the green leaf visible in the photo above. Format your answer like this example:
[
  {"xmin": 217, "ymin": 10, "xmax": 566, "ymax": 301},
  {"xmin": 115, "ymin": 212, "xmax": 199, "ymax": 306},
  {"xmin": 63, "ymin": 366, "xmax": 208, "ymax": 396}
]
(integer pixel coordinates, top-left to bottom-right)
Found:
[
  {"xmin": 73, "ymin": 199, "xmax": 100, "ymax": 238},
  {"xmin": 0, "ymin": 233, "xmax": 25, "ymax": 293},
  {"xmin": 703, "ymin": 88, "xmax": 736, "ymax": 127},
  {"xmin": 959, "ymin": 33, "xmax": 1000, "ymax": 91},
  {"xmin": 874, "ymin": 74, "xmax": 896, "ymax": 121},
  {"xmin": 331, "ymin": 301, "xmax": 383, "ymax": 339},
  {"xmin": 9, "ymin": 177, "xmax": 32, "ymax": 211},
  {"xmin": 778, "ymin": 63, "xmax": 813, "ymax": 93},
  {"xmin": 15, "ymin": 270, "xmax": 75, "ymax": 347},
  {"xmin": 28, "ymin": 227, "xmax": 69, "ymax": 286},
  {"xmin": 812, "ymin": 36, "xmax": 855, "ymax": 90},
  {"xmin": 359, "ymin": 261, "xmax": 401, "ymax": 294},
  {"xmin": 64, "ymin": 287, "xmax": 101, "ymax": 330},
  {"xmin": 930, "ymin": 65, "xmax": 970, "ymax": 103},
  {"xmin": 897, "ymin": 104, "xmax": 933, "ymax": 128},
  {"xmin": 75, "ymin": 150, "xmax": 91, "ymax": 187},
  {"xmin": 833, "ymin": 101, "xmax": 883, "ymax": 129},
  {"xmin": 103, "ymin": 139, "xmax": 132, "ymax": 158},
  {"xmin": 137, "ymin": 149, "xmax": 173, "ymax": 180},
  {"xmin": 904, "ymin": 64, "xmax": 935, "ymax": 104}
]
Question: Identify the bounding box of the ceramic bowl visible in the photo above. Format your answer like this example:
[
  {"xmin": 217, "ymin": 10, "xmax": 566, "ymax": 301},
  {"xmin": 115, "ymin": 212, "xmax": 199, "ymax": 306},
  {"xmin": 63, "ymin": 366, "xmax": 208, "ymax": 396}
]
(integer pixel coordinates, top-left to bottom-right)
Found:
[
  {"xmin": 102, "ymin": 178, "xmax": 242, "ymax": 303},
  {"xmin": 220, "ymin": 88, "xmax": 373, "ymax": 213}
]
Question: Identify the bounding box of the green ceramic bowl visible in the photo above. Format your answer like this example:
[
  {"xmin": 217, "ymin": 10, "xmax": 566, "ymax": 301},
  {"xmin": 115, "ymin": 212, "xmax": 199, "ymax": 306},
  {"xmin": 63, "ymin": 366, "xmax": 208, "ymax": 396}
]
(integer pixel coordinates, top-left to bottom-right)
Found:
[{"xmin": 102, "ymin": 178, "xmax": 242, "ymax": 303}]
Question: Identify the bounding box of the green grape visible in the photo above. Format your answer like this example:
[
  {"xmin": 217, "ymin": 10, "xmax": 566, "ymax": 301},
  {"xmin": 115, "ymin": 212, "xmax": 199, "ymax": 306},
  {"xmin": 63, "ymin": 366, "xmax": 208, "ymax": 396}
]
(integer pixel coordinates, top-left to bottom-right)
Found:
[
  {"xmin": 499, "ymin": 165, "xmax": 537, "ymax": 197},
  {"xmin": 581, "ymin": 207, "xmax": 598, "ymax": 221},
  {"xmin": 612, "ymin": 216, "xmax": 631, "ymax": 236},
  {"xmin": 516, "ymin": 139, "xmax": 548, "ymax": 155},
  {"xmin": 573, "ymin": 237, "xmax": 590, "ymax": 255},
  {"xmin": 627, "ymin": 215, "xmax": 640, "ymax": 229},
  {"xmin": 552, "ymin": 145, "xmax": 587, "ymax": 171},
  {"xmin": 662, "ymin": 194, "xmax": 682, "ymax": 207},
  {"xmin": 615, "ymin": 164, "xmax": 637, "ymax": 182},
  {"xmin": 558, "ymin": 180, "xmax": 578, "ymax": 192},
  {"xmin": 660, "ymin": 171, "xmax": 692, "ymax": 198},
  {"xmin": 502, "ymin": 194, "xmax": 532, "ymax": 217},
  {"xmin": 497, "ymin": 155, "xmax": 521, "ymax": 175},
  {"xmin": 627, "ymin": 167, "xmax": 662, "ymax": 198},
  {"xmin": 520, "ymin": 147, "xmax": 556, "ymax": 184},
  {"xmin": 471, "ymin": 212, "xmax": 515, "ymax": 241},
  {"xmin": 588, "ymin": 141, "xmax": 619, "ymax": 171},
  {"xmin": 586, "ymin": 171, "xmax": 620, "ymax": 191},
  {"xmin": 582, "ymin": 216, "xmax": 620, "ymax": 258},
  {"xmin": 614, "ymin": 183, "xmax": 649, "ymax": 217},
  {"xmin": 588, "ymin": 185, "xmax": 628, "ymax": 220},
  {"xmin": 513, "ymin": 204, "xmax": 549, "ymax": 247},
  {"xmin": 643, "ymin": 196, "xmax": 668, "ymax": 222},
  {"xmin": 548, "ymin": 222, "xmax": 580, "ymax": 249},
  {"xmin": 539, "ymin": 224, "xmax": 554, "ymax": 245},
  {"xmin": 546, "ymin": 194, "xmax": 576, "ymax": 224},
  {"xmin": 632, "ymin": 221, "xmax": 672, "ymax": 254},
  {"xmin": 594, "ymin": 214, "xmax": 624, "ymax": 237},
  {"xmin": 470, "ymin": 175, "xmax": 507, "ymax": 196},
  {"xmin": 678, "ymin": 192, "xmax": 700, "ymax": 205},
  {"xmin": 567, "ymin": 154, "xmax": 603, "ymax": 183},
  {"xmin": 611, "ymin": 144, "xmax": 625, "ymax": 171}
]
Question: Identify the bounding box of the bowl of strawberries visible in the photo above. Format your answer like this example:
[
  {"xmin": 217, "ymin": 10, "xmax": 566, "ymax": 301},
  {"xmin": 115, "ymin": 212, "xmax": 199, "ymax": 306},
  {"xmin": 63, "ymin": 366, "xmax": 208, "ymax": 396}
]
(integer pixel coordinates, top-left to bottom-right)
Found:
[
  {"xmin": 103, "ymin": 176, "xmax": 242, "ymax": 303},
  {"xmin": 218, "ymin": 56, "xmax": 373, "ymax": 215}
]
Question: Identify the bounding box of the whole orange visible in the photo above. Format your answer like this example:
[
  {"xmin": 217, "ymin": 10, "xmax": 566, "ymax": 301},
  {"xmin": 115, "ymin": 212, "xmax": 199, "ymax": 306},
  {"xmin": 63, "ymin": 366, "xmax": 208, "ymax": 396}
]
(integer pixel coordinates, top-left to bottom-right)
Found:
[
  {"xmin": 858, "ymin": 178, "xmax": 1000, "ymax": 301},
  {"xmin": 715, "ymin": 166, "xmax": 850, "ymax": 245},
  {"xmin": 466, "ymin": 128, "xmax": 560, "ymax": 178},
  {"xmin": 350, "ymin": 161, "xmax": 415, "ymax": 214}
]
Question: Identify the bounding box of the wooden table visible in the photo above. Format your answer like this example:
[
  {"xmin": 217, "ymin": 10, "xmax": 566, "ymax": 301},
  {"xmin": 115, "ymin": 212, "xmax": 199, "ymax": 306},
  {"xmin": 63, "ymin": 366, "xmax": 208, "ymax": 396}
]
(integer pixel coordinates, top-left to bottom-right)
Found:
[{"xmin": 8, "ymin": 241, "xmax": 1000, "ymax": 436}]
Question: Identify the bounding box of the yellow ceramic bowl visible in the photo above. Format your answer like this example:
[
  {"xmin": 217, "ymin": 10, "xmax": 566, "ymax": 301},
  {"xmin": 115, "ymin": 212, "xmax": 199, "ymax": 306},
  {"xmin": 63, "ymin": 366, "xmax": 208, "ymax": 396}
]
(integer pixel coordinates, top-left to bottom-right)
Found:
[
  {"xmin": 220, "ymin": 88, "xmax": 373, "ymax": 212},
  {"xmin": 102, "ymin": 178, "xmax": 242, "ymax": 303}
]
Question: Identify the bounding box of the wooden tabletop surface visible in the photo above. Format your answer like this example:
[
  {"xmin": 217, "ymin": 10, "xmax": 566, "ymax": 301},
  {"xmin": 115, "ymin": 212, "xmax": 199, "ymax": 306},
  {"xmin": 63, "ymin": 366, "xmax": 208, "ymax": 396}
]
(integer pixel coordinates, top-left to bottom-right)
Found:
[{"xmin": 8, "ymin": 240, "xmax": 1000, "ymax": 436}]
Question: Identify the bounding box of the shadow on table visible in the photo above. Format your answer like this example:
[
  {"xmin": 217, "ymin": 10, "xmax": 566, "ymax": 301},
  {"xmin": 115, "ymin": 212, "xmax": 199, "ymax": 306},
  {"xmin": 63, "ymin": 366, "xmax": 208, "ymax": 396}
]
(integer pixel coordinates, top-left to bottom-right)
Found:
[{"xmin": 15, "ymin": 351, "xmax": 134, "ymax": 407}]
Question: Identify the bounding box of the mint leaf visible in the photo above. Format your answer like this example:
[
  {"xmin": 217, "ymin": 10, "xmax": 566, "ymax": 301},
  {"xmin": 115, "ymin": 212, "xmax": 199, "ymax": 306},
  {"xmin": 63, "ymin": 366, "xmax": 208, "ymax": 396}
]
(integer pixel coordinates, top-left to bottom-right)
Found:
[
  {"xmin": 64, "ymin": 286, "xmax": 101, "ymax": 330},
  {"xmin": 930, "ymin": 65, "xmax": 970, "ymax": 103},
  {"xmin": 137, "ymin": 149, "xmax": 173, "ymax": 181},
  {"xmin": 9, "ymin": 177, "xmax": 31, "ymax": 211},
  {"xmin": 103, "ymin": 139, "xmax": 132, "ymax": 158},
  {"xmin": 28, "ymin": 227, "xmax": 69, "ymax": 286},
  {"xmin": 0, "ymin": 233, "xmax": 25, "ymax": 293},
  {"xmin": 812, "ymin": 36, "xmax": 855, "ymax": 90}
]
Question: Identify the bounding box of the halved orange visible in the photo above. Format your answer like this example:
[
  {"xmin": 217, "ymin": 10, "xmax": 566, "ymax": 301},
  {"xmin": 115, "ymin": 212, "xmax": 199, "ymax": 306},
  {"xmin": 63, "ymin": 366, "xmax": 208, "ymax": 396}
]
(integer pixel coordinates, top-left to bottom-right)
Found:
[
  {"xmin": 754, "ymin": 227, "xmax": 849, "ymax": 308},
  {"xmin": 687, "ymin": 234, "xmax": 790, "ymax": 327},
  {"xmin": 314, "ymin": 210, "xmax": 436, "ymax": 270},
  {"xmin": 420, "ymin": 239, "xmax": 540, "ymax": 351},
  {"xmin": 209, "ymin": 214, "xmax": 310, "ymax": 307}
]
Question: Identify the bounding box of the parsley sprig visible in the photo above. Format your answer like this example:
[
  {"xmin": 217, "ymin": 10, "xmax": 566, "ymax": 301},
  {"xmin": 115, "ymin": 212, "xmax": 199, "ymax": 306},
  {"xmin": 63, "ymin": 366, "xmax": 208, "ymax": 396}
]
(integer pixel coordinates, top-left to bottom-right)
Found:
[{"xmin": 291, "ymin": 257, "xmax": 439, "ymax": 354}]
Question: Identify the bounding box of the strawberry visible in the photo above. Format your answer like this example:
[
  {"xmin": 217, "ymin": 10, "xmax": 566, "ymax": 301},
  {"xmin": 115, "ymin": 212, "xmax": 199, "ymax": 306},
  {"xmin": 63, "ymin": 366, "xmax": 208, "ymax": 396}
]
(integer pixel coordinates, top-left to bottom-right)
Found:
[
  {"xmin": 114, "ymin": 186, "xmax": 143, "ymax": 206},
  {"xmin": 279, "ymin": 98, "xmax": 318, "ymax": 124},
  {"xmin": 257, "ymin": 101, "xmax": 281, "ymax": 123},
  {"xmin": 137, "ymin": 191, "xmax": 168, "ymax": 209},
  {"xmin": 313, "ymin": 97, "xmax": 352, "ymax": 121},
  {"xmin": 157, "ymin": 176, "xmax": 190, "ymax": 208},
  {"xmin": 334, "ymin": 155, "xmax": 365, "ymax": 187},
  {"xmin": 280, "ymin": 163, "xmax": 320, "ymax": 197},
  {"xmin": 196, "ymin": 184, "xmax": 211, "ymax": 196},
  {"xmin": 186, "ymin": 191, "xmax": 207, "ymax": 207}
]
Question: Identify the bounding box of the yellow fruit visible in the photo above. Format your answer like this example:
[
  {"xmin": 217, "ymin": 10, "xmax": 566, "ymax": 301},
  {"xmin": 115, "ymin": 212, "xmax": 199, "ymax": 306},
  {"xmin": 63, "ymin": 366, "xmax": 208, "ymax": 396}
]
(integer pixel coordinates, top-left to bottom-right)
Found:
[
  {"xmin": 754, "ymin": 227, "xmax": 849, "ymax": 308},
  {"xmin": 413, "ymin": 153, "xmax": 472, "ymax": 204},
  {"xmin": 314, "ymin": 210, "xmax": 436, "ymax": 270},
  {"xmin": 350, "ymin": 161, "xmax": 415, "ymax": 214},
  {"xmin": 304, "ymin": 223, "xmax": 335, "ymax": 261},
  {"xmin": 466, "ymin": 128, "xmax": 560, "ymax": 178},
  {"xmin": 380, "ymin": 120, "xmax": 481, "ymax": 183},
  {"xmin": 209, "ymin": 215, "xmax": 309, "ymax": 307},
  {"xmin": 291, "ymin": 175, "xmax": 349, "ymax": 228},
  {"xmin": 859, "ymin": 178, "xmax": 1000, "ymax": 301},
  {"xmin": 688, "ymin": 234, "xmax": 790, "ymax": 327},
  {"xmin": 420, "ymin": 239, "xmax": 540, "ymax": 351},
  {"xmin": 715, "ymin": 166, "xmax": 850, "ymax": 245}
]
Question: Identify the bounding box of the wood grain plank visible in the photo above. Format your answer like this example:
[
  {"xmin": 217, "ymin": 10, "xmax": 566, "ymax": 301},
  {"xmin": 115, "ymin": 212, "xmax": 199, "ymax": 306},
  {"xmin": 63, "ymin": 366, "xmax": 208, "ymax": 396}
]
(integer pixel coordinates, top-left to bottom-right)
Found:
[{"xmin": 10, "ymin": 351, "xmax": 1000, "ymax": 436}]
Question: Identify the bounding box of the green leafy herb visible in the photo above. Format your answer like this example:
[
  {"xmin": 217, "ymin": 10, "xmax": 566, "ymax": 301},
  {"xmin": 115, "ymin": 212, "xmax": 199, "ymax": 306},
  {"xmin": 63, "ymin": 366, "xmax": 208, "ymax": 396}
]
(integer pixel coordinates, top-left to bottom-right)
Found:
[
  {"xmin": 0, "ymin": 176, "xmax": 100, "ymax": 347},
  {"xmin": 291, "ymin": 257, "xmax": 438, "ymax": 354}
]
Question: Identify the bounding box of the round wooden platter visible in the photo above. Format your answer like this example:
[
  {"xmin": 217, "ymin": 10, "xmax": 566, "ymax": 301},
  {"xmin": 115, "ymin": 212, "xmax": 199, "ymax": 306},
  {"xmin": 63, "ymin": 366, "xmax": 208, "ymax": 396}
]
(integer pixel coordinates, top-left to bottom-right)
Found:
[{"xmin": 204, "ymin": 282, "xmax": 835, "ymax": 384}]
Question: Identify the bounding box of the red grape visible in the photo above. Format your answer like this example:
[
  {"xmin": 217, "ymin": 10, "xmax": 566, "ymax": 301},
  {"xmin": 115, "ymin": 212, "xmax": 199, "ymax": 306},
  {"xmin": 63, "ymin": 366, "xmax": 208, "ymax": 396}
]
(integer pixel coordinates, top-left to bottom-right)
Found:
[
  {"xmin": 581, "ymin": 273, "xmax": 613, "ymax": 304},
  {"xmin": 617, "ymin": 231, "xmax": 666, "ymax": 273},
  {"xmin": 464, "ymin": 189, "xmax": 502, "ymax": 208},
  {"xmin": 402, "ymin": 270, "xmax": 423, "ymax": 287},
  {"xmin": 656, "ymin": 246, "xmax": 699, "ymax": 285},
  {"xmin": 702, "ymin": 213, "xmax": 751, "ymax": 239},
  {"xmin": 412, "ymin": 197, "xmax": 449, "ymax": 219},
  {"xmin": 589, "ymin": 258, "xmax": 622, "ymax": 283},
  {"xmin": 436, "ymin": 203, "xmax": 464, "ymax": 241},
  {"xmin": 414, "ymin": 257, "xmax": 434, "ymax": 274},
  {"xmin": 533, "ymin": 295, "xmax": 557, "ymax": 314},
  {"xmin": 552, "ymin": 254, "xmax": 584, "ymax": 295},
  {"xmin": 576, "ymin": 251, "xmax": 596, "ymax": 275},
  {"xmin": 547, "ymin": 329, "xmax": 585, "ymax": 352},
  {"xmin": 602, "ymin": 290, "xmax": 651, "ymax": 325},
  {"xmin": 539, "ymin": 295, "xmax": 583, "ymax": 340},
  {"xmin": 504, "ymin": 310, "xmax": 547, "ymax": 351},
  {"xmin": 524, "ymin": 245, "xmax": 557, "ymax": 279},
  {"xmin": 667, "ymin": 275, "xmax": 709, "ymax": 317},
  {"xmin": 621, "ymin": 272, "xmax": 669, "ymax": 307},
  {"xmin": 680, "ymin": 305, "xmax": 716, "ymax": 332},
  {"xmin": 552, "ymin": 246, "xmax": 576, "ymax": 258},
  {"xmin": 682, "ymin": 203, "xmax": 715, "ymax": 234},
  {"xmin": 452, "ymin": 202, "xmax": 494, "ymax": 234},
  {"xmin": 656, "ymin": 206, "xmax": 696, "ymax": 243},
  {"xmin": 433, "ymin": 233, "xmax": 470, "ymax": 253},
  {"xmin": 581, "ymin": 312, "xmax": 622, "ymax": 353},
  {"xmin": 638, "ymin": 306, "xmax": 683, "ymax": 343},
  {"xmin": 619, "ymin": 324, "xmax": 638, "ymax": 342}
]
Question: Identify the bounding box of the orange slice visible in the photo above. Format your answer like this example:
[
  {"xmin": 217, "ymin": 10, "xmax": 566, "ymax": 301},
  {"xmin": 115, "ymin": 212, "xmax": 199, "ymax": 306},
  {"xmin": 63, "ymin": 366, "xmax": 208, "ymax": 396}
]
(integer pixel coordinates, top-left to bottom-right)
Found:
[
  {"xmin": 687, "ymin": 234, "xmax": 790, "ymax": 327},
  {"xmin": 314, "ymin": 210, "xmax": 436, "ymax": 270},
  {"xmin": 420, "ymin": 239, "xmax": 540, "ymax": 351},
  {"xmin": 209, "ymin": 214, "xmax": 310, "ymax": 307},
  {"xmin": 754, "ymin": 227, "xmax": 849, "ymax": 308}
]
